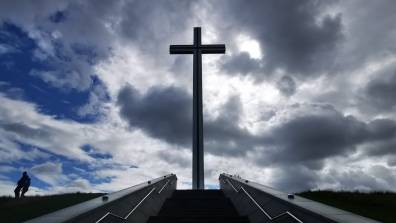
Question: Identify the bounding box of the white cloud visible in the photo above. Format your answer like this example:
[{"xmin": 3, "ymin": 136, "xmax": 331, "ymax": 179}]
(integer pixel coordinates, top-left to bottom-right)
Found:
[
  {"xmin": 0, "ymin": 44, "xmax": 17, "ymax": 55},
  {"xmin": 0, "ymin": 91, "xmax": 193, "ymax": 192},
  {"xmin": 0, "ymin": 165, "xmax": 17, "ymax": 173},
  {"xmin": 31, "ymin": 161, "xmax": 68, "ymax": 186}
]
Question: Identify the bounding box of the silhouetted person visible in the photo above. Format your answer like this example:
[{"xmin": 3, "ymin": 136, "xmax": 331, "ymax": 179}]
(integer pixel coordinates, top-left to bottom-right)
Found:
[
  {"xmin": 14, "ymin": 171, "xmax": 30, "ymax": 198},
  {"xmin": 21, "ymin": 175, "xmax": 30, "ymax": 198}
]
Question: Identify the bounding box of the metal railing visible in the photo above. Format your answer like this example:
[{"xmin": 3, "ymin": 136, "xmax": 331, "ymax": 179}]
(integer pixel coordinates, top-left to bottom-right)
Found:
[
  {"xmin": 223, "ymin": 178, "xmax": 303, "ymax": 223},
  {"xmin": 95, "ymin": 179, "xmax": 171, "ymax": 223},
  {"xmin": 24, "ymin": 174, "xmax": 176, "ymax": 223}
]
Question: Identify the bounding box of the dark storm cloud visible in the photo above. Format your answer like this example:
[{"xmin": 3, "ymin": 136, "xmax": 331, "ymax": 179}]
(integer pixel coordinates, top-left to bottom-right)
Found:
[
  {"xmin": 218, "ymin": 0, "xmax": 343, "ymax": 79},
  {"xmin": 221, "ymin": 52, "xmax": 261, "ymax": 76},
  {"xmin": 364, "ymin": 138, "xmax": 396, "ymax": 158},
  {"xmin": 117, "ymin": 84, "xmax": 192, "ymax": 146},
  {"xmin": 257, "ymin": 106, "xmax": 396, "ymax": 168},
  {"xmin": 276, "ymin": 75, "xmax": 296, "ymax": 96},
  {"xmin": 273, "ymin": 156, "xmax": 396, "ymax": 192},
  {"xmin": 366, "ymin": 119, "xmax": 396, "ymax": 141},
  {"xmin": 119, "ymin": 0, "xmax": 194, "ymax": 48},
  {"xmin": 157, "ymin": 150, "xmax": 190, "ymax": 168},
  {"xmin": 326, "ymin": 167, "xmax": 395, "ymax": 191},
  {"xmin": 169, "ymin": 56, "xmax": 192, "ymax": 78},
  {"xmin": 116, "ymin": 86, "xmax": 254, "ymax": 156},
  {"xmin": 118, "ymin": 84, "xmax": 396, "ymax": 168},
  {"xmin": 337, "ymin": 0, "xmax": 396, "ymax": 72},
  {"xmin": 117, "ymin": 85, "xmax": 259, "ymax": 156},
  {"xmin": 204, "ymin": 95, "xmax": 259, "ymax": 156},
  {"xmin": 364, "ymin": 66, "xmax": 396, "ymax": 111},
  {"xmin": 271, "ymin": 165, "xmax": 319, "ymax": 192},
  {"xmin": 387, "ymin": 156, "xmax": 396, "ymax": 167},
  {"xmin": 266, "ymin": 111, "xmax": 366, "ymax": 166}
]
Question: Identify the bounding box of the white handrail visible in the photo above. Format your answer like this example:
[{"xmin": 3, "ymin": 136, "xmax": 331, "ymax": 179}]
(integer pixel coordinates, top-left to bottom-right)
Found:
[
  {"xmin": 95, "ymin": 212, "xmax": 124, "ymax": 223},
  {"xmin": 158, "ymin": 180, "xmax": 170, "ymax": 194},
  {"xmin": 96, "ymin": 178, "xmax": 172, "ymax": 223},
  {"xmin": 224, "ymin": 178, "xmax": 303, "ymax": 223}
]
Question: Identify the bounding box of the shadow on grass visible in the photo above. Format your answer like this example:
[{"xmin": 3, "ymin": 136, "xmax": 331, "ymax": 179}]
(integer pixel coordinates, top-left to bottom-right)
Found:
[
  {"xmin": 0, "ymin": 192, "xmax": 104, "ymax": 223},
  {"xmin": 297, "ymin": 190, "xmax": 396, "ymax": 223}
]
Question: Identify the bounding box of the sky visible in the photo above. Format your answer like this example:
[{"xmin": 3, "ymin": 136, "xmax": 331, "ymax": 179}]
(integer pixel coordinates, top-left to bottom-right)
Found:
[{"xmin": 1, "ymin": 0, "xmax": 396, "ymax": 195}]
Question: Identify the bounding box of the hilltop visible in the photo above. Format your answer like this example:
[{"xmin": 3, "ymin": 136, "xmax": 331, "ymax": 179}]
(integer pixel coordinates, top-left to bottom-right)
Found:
[
  {"xmin": 298, "ymin": 190, "xmax": 396, "ymax": 223},
  {"xmin": 1, "ymin": 191, "xmax": 395, "ymax": 223},
  {"xmin": 0, "ymin": 193, "xmax": 104, "ymax": 223}
]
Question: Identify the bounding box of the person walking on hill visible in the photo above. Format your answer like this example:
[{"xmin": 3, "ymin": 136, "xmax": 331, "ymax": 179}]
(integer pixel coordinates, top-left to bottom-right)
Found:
[
  {"xmin": 21, "ymin": 174, "xmax": 31, "ymax": 198},
  {"xmin": 14, "ymin": 171, "xmax": 30, "ymax": 198}
]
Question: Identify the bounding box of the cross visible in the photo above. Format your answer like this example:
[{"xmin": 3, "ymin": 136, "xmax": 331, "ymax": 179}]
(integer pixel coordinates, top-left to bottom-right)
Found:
[{"xmin": 170, "ymin": 27, "xmax": 226, "ymax": 189}]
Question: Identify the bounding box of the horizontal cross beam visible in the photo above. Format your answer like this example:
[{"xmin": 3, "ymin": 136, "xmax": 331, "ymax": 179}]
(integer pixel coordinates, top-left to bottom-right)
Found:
[{"xmin": 170, "ymin": 44, "xmax": 226, "ymax": 54}]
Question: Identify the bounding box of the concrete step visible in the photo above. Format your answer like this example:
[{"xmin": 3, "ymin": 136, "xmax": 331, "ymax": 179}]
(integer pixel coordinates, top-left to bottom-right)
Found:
[{"xmin": 147, "ymin": 190, "xmax": 250, "ymax": 223}]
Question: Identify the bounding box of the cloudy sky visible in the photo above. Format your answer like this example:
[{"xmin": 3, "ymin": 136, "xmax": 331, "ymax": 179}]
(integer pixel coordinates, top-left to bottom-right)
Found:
[{"xmin": 1, "ymin": 0, "xmax": 396, "ymax": 195}]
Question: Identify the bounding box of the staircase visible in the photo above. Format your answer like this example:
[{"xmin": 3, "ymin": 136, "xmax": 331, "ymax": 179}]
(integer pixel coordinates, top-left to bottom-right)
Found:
[{"xmin": 147, "ymin": 190, "xmax": 250, "ymax": 223}]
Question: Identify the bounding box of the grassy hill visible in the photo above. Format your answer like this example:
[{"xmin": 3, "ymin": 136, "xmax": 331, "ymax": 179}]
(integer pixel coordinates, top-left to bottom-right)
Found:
[
  {"xmin": 1, "ymin": 191, "xmax": 394, "ymax": 223},
  {"xmin": 297, "ymin": 190, "xmax": 396, "ymax": 223},
  {"xmin": 0, "ymin": 192, "xmax": 104, "ymax": 223}
]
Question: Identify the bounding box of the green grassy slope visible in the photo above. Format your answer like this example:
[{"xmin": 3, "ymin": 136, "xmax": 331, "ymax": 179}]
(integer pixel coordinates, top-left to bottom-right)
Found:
[
  {"xmin": 0, "ymin": 193, "xmax": 104, "ymax": 223},
  {"xmin": 2, "ymin": 191, "xmax": 394, "ymax": 223},
  {"xmin": 297, "ymin": 190, "xmax": 396, "ymax": 223}
]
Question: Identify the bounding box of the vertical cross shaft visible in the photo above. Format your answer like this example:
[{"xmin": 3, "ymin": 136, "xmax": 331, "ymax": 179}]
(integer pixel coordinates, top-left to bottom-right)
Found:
[
  {"xmin": 170, "ymin": 27, "xmax": 225, "ymax": 189},
  {"xmin": 192, "ymin": 27, "xmax": 204, "ymax": 189}
]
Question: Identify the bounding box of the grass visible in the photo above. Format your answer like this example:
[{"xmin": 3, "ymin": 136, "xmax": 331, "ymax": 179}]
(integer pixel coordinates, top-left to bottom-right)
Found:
[
  {"xmin": 297, "ymin": 190, "xmax": 396, "ymax": 223},
  {"xmin": 2, "ymin": 190, "xmax": 394, "ymax": 222},
  {"xmin": 0, "ymin": 192, "xmax": 104, "ymax": 223}
]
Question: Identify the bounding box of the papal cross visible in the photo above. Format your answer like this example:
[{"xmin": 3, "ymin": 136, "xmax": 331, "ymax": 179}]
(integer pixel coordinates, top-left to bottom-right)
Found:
[{"xmin": 170, "ymin": 27, "xmax": 226, "ymax": 189}]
